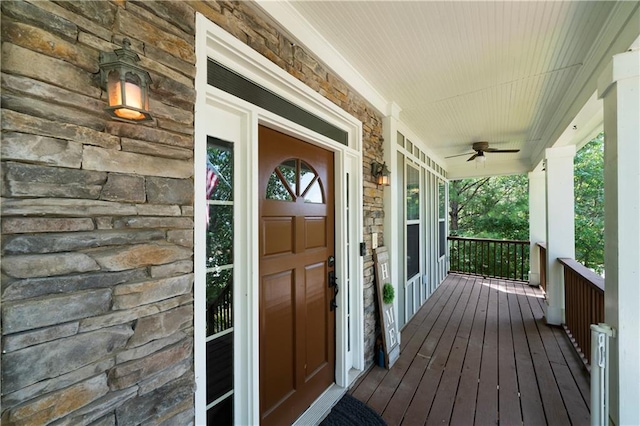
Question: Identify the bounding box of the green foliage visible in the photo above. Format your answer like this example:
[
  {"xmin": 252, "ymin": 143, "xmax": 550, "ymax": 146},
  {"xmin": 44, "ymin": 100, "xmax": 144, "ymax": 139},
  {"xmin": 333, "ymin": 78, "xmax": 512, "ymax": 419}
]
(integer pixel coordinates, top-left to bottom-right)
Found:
[
  {"xmin": 206, "ymin": 141, "xmax": 234, "ymax": 308},
  {"xmin": 449, "ymin": 174, "xmax": 529, "ymax": 241},
  {"xmin": 448, "ymin": 133, "xmax": 605, "ymax": 275},
  {"xmin": 382, "ymin": 283, "xmax": 395, "ymax": 304},
  {"xmin": 266, "ymin": 160, "xmax": 295, "ymax": 201},
  {"xmin": 574, "ymin": 133, "xmax": 604, "ymax": 274}
]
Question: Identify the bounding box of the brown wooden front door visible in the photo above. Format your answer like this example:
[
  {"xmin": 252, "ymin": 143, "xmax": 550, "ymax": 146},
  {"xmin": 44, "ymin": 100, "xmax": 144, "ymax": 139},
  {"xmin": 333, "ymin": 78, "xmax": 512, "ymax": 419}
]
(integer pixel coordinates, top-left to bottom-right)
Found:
[{"xmin": 258, "ymin": 125, "xmax": 336, "ymax": 426}]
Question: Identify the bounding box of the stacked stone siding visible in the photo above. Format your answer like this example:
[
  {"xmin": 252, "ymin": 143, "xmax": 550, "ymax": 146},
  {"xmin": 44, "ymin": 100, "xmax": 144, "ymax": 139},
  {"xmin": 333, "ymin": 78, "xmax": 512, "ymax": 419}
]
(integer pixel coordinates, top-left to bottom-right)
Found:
[{"xmin": 1, "ymin": 0, "xmax": 384, "ymax": 424}]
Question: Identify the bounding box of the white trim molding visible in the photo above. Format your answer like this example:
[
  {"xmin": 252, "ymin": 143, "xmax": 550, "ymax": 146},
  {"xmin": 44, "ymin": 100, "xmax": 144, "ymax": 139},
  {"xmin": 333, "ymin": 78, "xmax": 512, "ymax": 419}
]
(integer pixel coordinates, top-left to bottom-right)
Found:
[
  {"xmin": 195, "ymin": 14, "xmax": 365, "ymax": 426},
  {"xmin": 254, "ymin": 1, "xmax": 388, "ymax": 115}
]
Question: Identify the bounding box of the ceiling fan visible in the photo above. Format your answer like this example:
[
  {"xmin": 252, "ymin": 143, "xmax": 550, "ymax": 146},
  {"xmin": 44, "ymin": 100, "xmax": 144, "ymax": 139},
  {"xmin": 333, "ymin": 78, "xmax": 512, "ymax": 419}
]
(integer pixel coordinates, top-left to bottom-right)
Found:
[{"xmin": 446, "ymin": 141, "xmax": 520, "ymax": 162}]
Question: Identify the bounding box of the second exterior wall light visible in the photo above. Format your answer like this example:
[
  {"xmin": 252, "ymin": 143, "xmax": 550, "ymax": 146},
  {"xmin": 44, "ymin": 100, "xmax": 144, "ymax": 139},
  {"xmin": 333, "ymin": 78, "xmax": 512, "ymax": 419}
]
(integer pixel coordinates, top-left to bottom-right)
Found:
[
  {"xmin": 99, "ymin": 38, "xmax": 152, "ymax": 122},
  {"xmin": 371, "ymin": 161, "xmax": 391, "ymax": 186}
]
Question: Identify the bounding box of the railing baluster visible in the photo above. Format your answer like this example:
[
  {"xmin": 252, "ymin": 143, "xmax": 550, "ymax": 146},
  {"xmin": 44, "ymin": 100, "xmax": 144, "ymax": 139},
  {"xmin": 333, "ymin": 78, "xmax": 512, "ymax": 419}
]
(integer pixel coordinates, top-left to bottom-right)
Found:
[
  {"xmin": 538, "ymin": 243, "xmax": 547, "ymax": 292},
  {"xmin": 447, "ymin": 236, "xmax": 529, "ymax": 282},
  {"xmin": 208, "ymin": 282, "xmax": 233, "ymax": 335},
  {"xmin": 520, "ymin": 244, "xmax": 524, "ymax": 280}
]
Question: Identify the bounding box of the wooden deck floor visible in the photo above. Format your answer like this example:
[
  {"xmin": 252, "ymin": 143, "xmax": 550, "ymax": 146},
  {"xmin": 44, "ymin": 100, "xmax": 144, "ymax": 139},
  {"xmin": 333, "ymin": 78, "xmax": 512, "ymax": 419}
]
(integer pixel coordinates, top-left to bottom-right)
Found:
[{"xmin": 350, "ymin": 274, "xmax": 591, "ymax": 426}]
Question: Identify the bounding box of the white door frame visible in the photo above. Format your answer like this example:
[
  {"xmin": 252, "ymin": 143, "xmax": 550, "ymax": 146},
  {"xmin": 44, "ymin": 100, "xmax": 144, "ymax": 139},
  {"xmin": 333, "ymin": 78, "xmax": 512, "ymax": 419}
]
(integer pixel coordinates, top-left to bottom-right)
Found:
[{"xmin": 194, "ymin": 15, "xmax": 365, "ymax": 425}]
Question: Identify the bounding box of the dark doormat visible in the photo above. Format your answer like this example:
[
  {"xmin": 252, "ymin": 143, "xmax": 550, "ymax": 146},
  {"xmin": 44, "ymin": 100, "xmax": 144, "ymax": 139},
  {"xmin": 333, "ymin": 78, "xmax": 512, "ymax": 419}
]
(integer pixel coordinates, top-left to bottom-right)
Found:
[{"xmin": 320, "ymin": 393, "xmax": 387, "ymax": 426}]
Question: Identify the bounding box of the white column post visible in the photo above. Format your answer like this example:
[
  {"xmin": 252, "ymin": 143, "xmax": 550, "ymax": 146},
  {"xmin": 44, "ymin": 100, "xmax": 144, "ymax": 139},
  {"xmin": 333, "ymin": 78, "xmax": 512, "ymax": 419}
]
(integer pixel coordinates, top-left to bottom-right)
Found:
[
  {"xmin": 382, "ymin": 102, "xmax": 402, "ymax": 338},
  {"xmin": 598, "ymin": 48, "xmax": 640, "ymax": 426},
  {"xmin": 544, "ymin": 145, "xmax": 576, "ymax": 325},
  {"xmin": 528, "ymin": 170, "xmax": 546, "ymax": 286}
]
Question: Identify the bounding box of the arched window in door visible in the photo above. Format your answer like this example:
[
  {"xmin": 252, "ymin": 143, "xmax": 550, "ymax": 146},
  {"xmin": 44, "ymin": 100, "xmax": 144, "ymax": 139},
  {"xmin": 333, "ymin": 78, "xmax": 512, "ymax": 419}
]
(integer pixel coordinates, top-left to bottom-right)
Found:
[{"xmin": 266, "ymin": 159, "xmax": 324, "ymax": 204}]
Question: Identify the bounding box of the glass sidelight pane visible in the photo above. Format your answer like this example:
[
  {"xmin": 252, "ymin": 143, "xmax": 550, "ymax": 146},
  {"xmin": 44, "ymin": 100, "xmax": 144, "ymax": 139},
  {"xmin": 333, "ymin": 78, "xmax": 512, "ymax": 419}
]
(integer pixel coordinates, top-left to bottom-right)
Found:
[
  {"xmin": 407, "ymin": 165, "xmax": 420, "ymax": 220},
  {"xmin": 207, "ymin": 205, "xmax": 233, "ymax": 268},
  {"xmin": 407, "ymin": 224, "xmax": 420, "ymax": 278},
  {"xmin": 207, "ymin": 139, "xmax": 233, "ymax": 202},
  {"xmin": 438, "ymin": 180, "xmax": 446, "ymax": 258},
  {"xmin": 205, "ymin": 136, "xmax": 234, "ymax": 425}
]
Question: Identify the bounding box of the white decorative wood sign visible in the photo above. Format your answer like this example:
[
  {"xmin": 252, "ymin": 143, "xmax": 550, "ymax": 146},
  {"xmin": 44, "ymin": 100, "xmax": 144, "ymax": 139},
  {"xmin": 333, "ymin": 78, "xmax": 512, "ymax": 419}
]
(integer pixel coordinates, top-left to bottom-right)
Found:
[{"xmin": 374, "ymin": 246, "xmax": 400, "ymax": 368}]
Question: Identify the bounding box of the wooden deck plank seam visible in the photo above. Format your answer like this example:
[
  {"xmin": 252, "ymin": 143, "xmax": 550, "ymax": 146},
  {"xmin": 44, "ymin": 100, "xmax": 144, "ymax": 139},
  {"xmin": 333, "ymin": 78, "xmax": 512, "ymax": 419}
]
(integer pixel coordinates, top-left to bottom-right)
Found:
[
  {"xmin": 449, "ymin": 276, "xmax": 491, "ymax": 426},
  {"xmin": 349, "ymin": 275, "xmax": 590, "ymax": 426},
  {"xmin": 523, "ymin": 284, "xmax": 591, "ymax": 425},
  {"xmin": 349, "ymin": 276, "xmax": 459, "ymax": 402},
  {"xmin": 417, "ymin": 275, "xmax": 479, "ymax": 423},
  {"xmin": 517, "ymin": 283, "xmax": 570, "ymax": 425},
  {"xmin": 389, "ymin": 275, "xmax": 475, "ymax": 423},
  {"xmin": 505, "ymin": 280, "xmax": 547, "ymax": 426},
  {"xmin": 358, "ymin": 275, "xmax": 467, "ymax": 411},
  {"xmin": 423, "ymin": 276, "xmax": 486, "ymax": 426}
]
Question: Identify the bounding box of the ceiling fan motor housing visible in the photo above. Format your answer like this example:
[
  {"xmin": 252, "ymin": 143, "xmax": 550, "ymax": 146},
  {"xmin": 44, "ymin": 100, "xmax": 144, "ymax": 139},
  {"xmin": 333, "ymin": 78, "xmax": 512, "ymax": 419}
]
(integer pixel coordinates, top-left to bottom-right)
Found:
[{"xmin": 473, "ymin": 141, "xmax": 490, "ymax": 151}]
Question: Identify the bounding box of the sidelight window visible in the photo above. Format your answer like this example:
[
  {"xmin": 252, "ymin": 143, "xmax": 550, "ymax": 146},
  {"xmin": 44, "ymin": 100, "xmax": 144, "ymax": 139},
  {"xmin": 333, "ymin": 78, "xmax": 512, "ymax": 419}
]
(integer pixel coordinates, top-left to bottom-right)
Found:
[
  {"xmin": 407, "ymin": 164, "xmax": 420, "ymax": 279},
  {"xmin": 206, "ymin": 136, "xmax": 234, "ymax": 425}
]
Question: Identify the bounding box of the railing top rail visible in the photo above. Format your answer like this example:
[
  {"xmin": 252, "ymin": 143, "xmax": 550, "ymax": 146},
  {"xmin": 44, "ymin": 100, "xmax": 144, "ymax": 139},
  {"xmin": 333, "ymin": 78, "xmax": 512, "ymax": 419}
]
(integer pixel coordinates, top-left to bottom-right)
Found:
[
  {"xmin": 448, "ymin": 235, "xmax": 530, "ymax": 245},
  {"xmin": 558, "ymin": 257, "xmax": 605, "ymax": 293},
  {"xmin": 537, "ymin": 241, "xmax": 547, "ymax": 250}
]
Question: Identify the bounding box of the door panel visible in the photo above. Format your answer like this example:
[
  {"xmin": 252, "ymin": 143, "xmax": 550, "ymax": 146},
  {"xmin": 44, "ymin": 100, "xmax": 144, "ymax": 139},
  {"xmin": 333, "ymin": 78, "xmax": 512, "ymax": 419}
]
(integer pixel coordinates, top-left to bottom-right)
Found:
[
  {"xmin": 259, "ymin": 125, "xmax": 335, "ymax": 426},
  {"xmin": 263, "ymin": 217, "xmax": 294, "ymax": 256},
  {"xmin": 304, "ymin": 262, "xmax": 328, "ymax": 377},
  {"xmin": 261, "ymin": 269, "xmax": 296, "ymax": 413},
  {"xmin": 305, "ymin": 217, "xmax": 327, "ymax": 249}
]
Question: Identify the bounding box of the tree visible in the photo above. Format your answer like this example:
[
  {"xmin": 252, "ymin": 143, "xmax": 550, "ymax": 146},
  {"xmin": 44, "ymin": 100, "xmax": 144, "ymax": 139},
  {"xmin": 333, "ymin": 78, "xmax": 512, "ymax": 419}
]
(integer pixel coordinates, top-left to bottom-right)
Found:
[
  {"xmin": 448, "ymin": 133, "xmax": 605, "ymax": 275},
  {"xmin": 574, "ymin": 133, "xmax": 604, "ymax": 274},
  {"xmin": 449, "ymin": 174, "xmax": 529, "ymax": 240}
]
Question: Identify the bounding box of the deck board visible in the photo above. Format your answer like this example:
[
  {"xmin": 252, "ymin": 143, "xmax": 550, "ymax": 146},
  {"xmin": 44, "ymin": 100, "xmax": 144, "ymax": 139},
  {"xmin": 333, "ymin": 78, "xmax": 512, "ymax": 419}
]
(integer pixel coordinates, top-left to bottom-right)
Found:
[
  {"xmin": 399, "ymin": 275, "xmax": 471, "ymax": 425},
  {"xmin": 449, "ymin": 278, "xmax": 490, "ymax": 426},
  {"xmin": 523, "ymin": 285, "xmax": 591, "ymax": 425},
  {"xmin": 349, "ymin": 274, "xmax": 591, "ymax": 426},
  {"xmin": 497, "ymin": 280, "xmax": 522, "ymax": 425},
  {"xmin": 517, "ymin": 280, "xmax": 571, "ymax": 425},
  {"xmin": 425, "ymin": 277, "xmax": 482, "ymax": 425},
  {"xmin": 551, "ymin": 326, "xmax": 590, "ymax": 409},
  {"xmin": 474, "ymin": 279, "xmax": 499, "ymax": 426},
  {"xmin": 507, "ymin": 280, "xmax": 547, "ymax": 425}
]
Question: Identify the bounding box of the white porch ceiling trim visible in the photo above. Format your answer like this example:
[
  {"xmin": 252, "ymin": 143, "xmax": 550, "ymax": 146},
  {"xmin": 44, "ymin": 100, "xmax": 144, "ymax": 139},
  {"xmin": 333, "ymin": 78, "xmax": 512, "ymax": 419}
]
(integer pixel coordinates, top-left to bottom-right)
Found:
[
  {"xmin": 254, "ymin": 0, "xmax": 389, "ymax": 115},
  {"xmin": 447, "ymin": 158, "xmax": 531, "ymax": 181},
  {"xmin": 530, "ymin": 1, "xmax": 640, "ymax": 167},
  {"xmin": 254, "ymin": 0, "xmax": 639, "ymax": 179}
]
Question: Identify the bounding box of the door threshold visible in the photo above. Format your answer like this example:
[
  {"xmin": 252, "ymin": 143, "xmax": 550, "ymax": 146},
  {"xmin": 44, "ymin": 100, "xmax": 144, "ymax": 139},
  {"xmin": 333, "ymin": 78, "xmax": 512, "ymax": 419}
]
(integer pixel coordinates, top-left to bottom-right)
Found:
[{"xmin": 292, "ymin": 384, "xmax": 346, "ymax": 426}]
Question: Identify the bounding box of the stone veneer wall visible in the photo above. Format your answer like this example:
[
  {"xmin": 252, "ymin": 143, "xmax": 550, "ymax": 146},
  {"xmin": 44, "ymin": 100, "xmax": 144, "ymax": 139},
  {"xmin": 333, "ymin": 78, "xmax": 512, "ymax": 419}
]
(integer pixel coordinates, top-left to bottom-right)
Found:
[{"xmin": 0, "ymin": 1, "xmax": 384, "ymax": 424}]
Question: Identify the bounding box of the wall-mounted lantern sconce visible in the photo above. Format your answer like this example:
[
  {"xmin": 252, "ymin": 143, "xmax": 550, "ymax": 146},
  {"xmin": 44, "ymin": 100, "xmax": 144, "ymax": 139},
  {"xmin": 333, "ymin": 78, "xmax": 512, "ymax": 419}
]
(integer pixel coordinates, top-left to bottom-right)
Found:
[
  {"xmin": 371, "ymin": 161, "xmax": 391, "ymax": 186},
  {"xmin": 99, "ymin": 39, "xmax": 152, "ymax": 122}
]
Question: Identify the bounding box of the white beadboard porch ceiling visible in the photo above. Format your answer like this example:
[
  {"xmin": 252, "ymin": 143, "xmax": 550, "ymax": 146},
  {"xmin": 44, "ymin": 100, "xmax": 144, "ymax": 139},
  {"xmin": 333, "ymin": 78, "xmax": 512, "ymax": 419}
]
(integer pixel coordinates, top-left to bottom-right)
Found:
[{"xmin": 254, "ymin": 1, "xmax": 639, "ymax": 178}]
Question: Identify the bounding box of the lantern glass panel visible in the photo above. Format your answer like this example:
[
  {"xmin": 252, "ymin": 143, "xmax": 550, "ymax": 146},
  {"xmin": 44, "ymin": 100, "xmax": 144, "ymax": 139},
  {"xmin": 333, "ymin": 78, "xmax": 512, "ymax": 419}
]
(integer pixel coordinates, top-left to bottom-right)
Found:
[{"xmin": 107, "ymin": 70, "xmax": 146, "ymax": 121}]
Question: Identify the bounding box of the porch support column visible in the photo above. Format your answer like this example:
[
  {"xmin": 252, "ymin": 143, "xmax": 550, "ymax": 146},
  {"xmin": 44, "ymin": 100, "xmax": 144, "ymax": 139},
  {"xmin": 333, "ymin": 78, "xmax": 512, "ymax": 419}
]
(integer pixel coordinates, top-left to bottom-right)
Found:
[
  {"xmin": 544, "ymin": 145, "xmax": 575, "ymax": 325},
  {"xmin": 528, "ymin": 170, "xmax": 546, "ymax": 286},
  {"xmin": 598, "ymin": 48, "xmax": 640, "ymax": 426},
  {"xmin": 382, "ymin": 102, "xmax": 402, "ymax": 339}
]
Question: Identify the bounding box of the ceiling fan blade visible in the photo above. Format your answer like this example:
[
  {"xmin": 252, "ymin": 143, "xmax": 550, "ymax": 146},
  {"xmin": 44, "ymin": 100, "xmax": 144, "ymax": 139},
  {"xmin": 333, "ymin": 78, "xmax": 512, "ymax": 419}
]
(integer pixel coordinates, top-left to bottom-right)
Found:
[
  {"xmin": 467, "ymin": 153, "xmax": 479, "ymax": 162},
  {"xmin": 445, "ymin": 152, "xmax": 475, "ymax": 159}
]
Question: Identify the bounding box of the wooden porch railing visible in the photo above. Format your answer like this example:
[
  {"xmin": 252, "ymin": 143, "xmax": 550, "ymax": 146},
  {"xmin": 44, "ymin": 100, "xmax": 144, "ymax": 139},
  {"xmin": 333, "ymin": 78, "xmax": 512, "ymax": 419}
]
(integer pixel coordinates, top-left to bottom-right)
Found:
[
  {"xmin": 559, "ymin": 257, "xmax": 605, "ymax": 365},
  {"xmin": 537, "ymin": 242, "xmax": 547, "ymax": 292},
  {"xmin": 208, "ymin": 283, "xmax": 233, "ymax": 335},
  {"xmin": 448, "ymin": 236, "xmax": 530, "ymax": 282}
]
